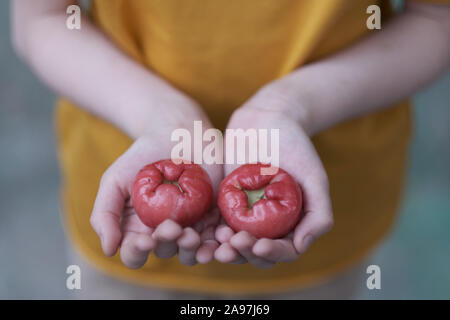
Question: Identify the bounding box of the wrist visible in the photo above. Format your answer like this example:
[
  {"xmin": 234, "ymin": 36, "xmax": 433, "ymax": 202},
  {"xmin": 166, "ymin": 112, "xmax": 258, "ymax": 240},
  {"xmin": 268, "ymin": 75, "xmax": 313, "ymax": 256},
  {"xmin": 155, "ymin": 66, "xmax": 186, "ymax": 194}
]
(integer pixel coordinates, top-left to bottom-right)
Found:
[
  {"xmin": 244, "ymin": 80, "xmax": 316, "ymax": 136},
  {"xmin": 129, "ymin": 91, "xmax": 206, "ymax": 140}
]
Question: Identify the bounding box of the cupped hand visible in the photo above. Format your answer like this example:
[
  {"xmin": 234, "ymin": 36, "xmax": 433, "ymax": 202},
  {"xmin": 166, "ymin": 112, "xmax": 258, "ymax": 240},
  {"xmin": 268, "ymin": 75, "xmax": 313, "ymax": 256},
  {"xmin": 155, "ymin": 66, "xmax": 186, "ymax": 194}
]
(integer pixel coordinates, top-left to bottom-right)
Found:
[
  {"xmin": 214, "ymin": 90, "xmax": 334, "ymax": 269},
  {"xmin": 89, "ymin": 106, "xmax": 223, "ymax": 268}
]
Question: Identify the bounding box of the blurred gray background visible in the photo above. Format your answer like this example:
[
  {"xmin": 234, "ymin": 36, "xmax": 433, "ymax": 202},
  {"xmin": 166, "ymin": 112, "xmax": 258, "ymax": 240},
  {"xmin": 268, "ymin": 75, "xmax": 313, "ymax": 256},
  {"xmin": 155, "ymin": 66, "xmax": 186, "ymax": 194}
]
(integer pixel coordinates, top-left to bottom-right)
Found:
[{"xmin": 1, "ymin": 1, "xmax": 449, "ymax": 299}]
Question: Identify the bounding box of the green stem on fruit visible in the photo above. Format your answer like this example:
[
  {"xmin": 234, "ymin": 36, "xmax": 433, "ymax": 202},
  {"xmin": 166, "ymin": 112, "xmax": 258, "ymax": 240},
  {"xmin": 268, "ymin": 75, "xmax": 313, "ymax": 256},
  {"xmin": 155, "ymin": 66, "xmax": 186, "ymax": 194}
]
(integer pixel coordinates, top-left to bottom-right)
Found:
[
  {"xmin": 244, "ymin": 188, "xmax": 266, "ymax": 209},
  {"xmin": 163, "ymin": 178, "xmax": 184, "ymax": 193}
]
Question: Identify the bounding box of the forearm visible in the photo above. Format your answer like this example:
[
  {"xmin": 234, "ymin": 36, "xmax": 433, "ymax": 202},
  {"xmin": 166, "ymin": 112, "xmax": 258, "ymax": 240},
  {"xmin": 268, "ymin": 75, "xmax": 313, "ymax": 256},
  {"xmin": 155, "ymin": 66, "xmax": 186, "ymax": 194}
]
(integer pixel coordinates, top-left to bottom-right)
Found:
[
  {"xmin": 12, "ymin": 1, "xmax": 195, "ymax": 139},
  {"xmin": 264, "ymin": 2, "xmax": 450, "ymax": 135}
]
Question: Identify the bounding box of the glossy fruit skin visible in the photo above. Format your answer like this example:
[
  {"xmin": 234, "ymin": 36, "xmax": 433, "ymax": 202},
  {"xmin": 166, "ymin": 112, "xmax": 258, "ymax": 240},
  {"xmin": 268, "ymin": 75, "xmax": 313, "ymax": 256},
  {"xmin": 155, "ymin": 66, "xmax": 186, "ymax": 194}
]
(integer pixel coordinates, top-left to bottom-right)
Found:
[
  {"xmin": 218, "ymin": 163, "xmax": 303, "ymax": 239},
  {"xmin": 132, "ymin": 160, "xmax": 213, "ymax": 228}
]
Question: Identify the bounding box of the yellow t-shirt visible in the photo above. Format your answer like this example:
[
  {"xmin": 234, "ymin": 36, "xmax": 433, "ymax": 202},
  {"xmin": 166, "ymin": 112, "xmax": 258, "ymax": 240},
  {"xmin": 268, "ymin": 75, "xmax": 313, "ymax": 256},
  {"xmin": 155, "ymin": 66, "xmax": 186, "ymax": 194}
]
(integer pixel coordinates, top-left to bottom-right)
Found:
[{"xmin": 55, "ymin": 0, "xmax": 446, "ymax": 294}]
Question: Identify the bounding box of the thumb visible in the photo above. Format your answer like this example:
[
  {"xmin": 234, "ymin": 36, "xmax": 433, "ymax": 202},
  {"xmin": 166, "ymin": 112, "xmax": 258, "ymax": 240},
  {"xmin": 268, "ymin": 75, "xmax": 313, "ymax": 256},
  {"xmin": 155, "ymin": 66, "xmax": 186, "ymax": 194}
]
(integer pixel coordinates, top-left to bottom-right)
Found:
[{"xmin": 90, "ymin": 171, "xmax": 126, "ymax": 256}]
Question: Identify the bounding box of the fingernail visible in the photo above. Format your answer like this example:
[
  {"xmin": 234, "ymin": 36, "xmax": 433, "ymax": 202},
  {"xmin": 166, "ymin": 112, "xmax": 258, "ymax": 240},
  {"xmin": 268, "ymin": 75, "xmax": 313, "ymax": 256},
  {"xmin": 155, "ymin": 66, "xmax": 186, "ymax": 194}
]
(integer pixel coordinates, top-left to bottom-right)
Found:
[{"xmin": 300, "ymin": 235, "xmax": 314, "ymax": 254}]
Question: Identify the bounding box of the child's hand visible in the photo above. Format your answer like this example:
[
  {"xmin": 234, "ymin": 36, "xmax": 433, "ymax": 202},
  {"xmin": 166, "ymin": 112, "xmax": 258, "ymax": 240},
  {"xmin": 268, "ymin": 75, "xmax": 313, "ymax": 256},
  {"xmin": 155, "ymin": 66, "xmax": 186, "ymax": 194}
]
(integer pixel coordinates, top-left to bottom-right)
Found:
[
  {"xmin": 214, "ymin": 91, "xmax": 334, "ymax": 269},
  {"xmin": 89, "ymin": 109, "xmax": 223, "ymax": 268}
]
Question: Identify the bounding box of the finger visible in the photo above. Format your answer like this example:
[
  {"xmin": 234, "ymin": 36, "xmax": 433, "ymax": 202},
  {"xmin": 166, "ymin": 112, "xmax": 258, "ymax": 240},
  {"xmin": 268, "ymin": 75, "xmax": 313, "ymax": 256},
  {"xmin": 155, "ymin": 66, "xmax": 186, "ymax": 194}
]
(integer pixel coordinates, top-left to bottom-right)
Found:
[
  {"xmin": 177, "ymin": 227, "xmax": 201, "ymax": 266},
  {"xmin": 121, "ymin": 209, "xmax": 154, "ymax": 234},
  {"xmin": 215, "ymin": 224, "xmax": 235, "ymax": 244},
  {"xmin": 196, "ymin": 240, "xmax": 219, "ymax": 264},
  {"xmin": 90, "ymin": 171, "xmax": 127, "ymax": 256},
  {"xmin": 214, "ymin": 243, "xmax": 246, "ymax": 264},
  {"xmin": 253, "ymin": 238, "xmax": 299, "ymax": 262},
  {"xmin": 283, "ymin": 156, "xmax": 334, "ymax": 255},
  {"xmin": 230, "ymin": 231, "xmax": 275, "ymax": 269},
  {"xmin": 192, "ymin": 209, "xmax": 221, "ymax": 233},
  {"xmin": 152, "ymin": 219, "xmax": 184, "ymax": 241},
  {"xmin": 120, "ymin": 232, "xmax": 156, "ymax": 269},
  {"xmin": 292, "ymin": 174, "xmax": 333, "ymax": 254},
  {"xmin": 154, "ymin": 242, "xmax": 178, "ymax": 259},
  {"xmin": 196, "ymin": 226, "xmax": 219, "ymax": 264},
  {"xmin": 153, "ymin": 220, "xmax": 183, "ymax": 259},
  {"xmin": 293, "ymin": 210, "xmax": 334, "ymax": 254}
]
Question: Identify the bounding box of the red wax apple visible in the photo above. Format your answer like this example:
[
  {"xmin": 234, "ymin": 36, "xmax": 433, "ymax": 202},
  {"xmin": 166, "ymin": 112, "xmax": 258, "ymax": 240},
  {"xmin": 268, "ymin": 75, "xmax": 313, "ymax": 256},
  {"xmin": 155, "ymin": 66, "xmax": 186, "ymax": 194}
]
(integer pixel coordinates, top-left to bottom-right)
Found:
[
  {"xmin": 218, "ymin": 163, "xmax": 303, "ymax": 239},
  {"xmin": 132, "ymin": 159, "xmax": 213, "ymax": 228}
]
